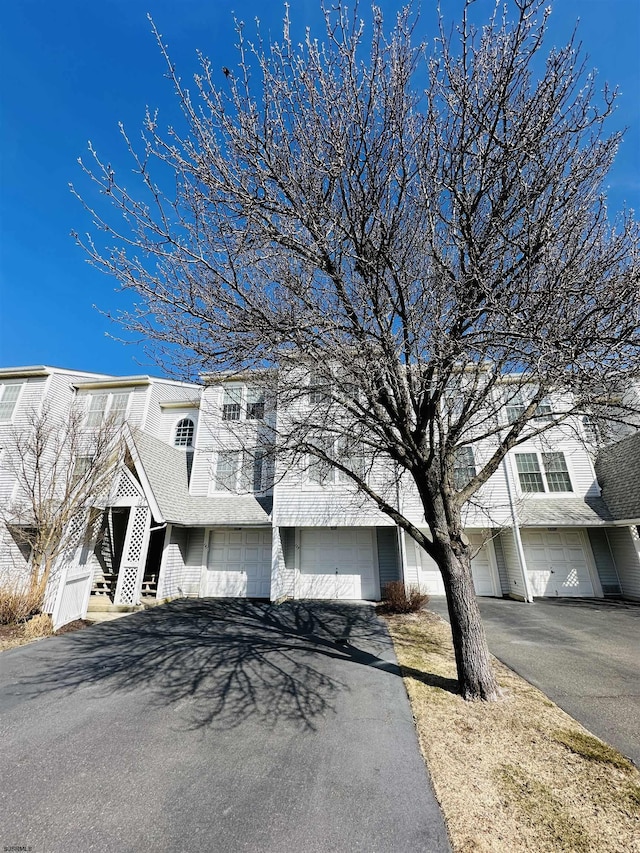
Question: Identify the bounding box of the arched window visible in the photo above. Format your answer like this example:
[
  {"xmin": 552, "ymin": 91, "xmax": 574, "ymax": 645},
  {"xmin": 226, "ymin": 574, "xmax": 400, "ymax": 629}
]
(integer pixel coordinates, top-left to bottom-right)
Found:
[{"xmin": 174, "ymin": 418, "xmax": 195, "ymax": 448}]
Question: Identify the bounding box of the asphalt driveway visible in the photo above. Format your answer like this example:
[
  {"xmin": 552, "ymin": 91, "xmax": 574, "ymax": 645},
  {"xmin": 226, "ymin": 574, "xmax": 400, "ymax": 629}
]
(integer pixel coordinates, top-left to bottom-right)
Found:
[
  {"xmin": 0, "ymin": 600, "xmax": 449, "ymax": 853},
  {"xmin": 429, "ymin": 596, "xmax": 640, "ymax": 766}
]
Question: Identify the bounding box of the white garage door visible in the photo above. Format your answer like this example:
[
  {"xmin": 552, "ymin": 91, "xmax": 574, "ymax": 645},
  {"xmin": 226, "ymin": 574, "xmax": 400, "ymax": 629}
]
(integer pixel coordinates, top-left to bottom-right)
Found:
[
  {"xmin": 206, "ymin": 528, "xmax": 272, "ymax": 598},
  {"xmin": 298, "ymin": 528, "xmax": 378, "ymax": 600},
  {"xmin": 409, "ymin": 532, "xmax": 499, "ymax": 597},
  {"xmin": 521, "ymin": 529, "xmax": 594, "ymax": 597}
]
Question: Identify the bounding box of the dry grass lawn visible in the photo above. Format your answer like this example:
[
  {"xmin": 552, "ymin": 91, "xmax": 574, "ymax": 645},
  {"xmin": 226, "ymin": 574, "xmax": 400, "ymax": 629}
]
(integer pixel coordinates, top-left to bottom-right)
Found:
[{"xmin": 385, "ymin": 610, "xmax": 640, "ymax": 853}]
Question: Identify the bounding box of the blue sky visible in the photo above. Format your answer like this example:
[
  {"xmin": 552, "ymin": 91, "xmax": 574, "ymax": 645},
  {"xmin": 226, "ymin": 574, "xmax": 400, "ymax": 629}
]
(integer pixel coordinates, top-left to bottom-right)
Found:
[{"xmin": 1, "ymin": 0, "xmax": 638, "ymax": 378}]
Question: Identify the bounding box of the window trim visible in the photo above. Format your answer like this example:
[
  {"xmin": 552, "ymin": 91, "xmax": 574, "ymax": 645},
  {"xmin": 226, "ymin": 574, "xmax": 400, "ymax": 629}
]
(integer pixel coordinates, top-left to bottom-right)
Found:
[
  {"xmin": 173, "ymin": 417, "xmax": 195, "ymax": 448},
  {"xmin": 212, "ymin": 447, "xmax": 266, "ymax": 494},
  {"xmin": 220, "ymin": 385, "xmax": 266, "ymax": 422},
  {"xmin": 453, "ymin": 446, "xmax": 477, "ymax": 490},
  {"xmin": 514, "ymin": 450, "xmax": 573, "ymax": 494},
  {"xmin": 0, "ymin": 382, "xmax": 24, "ymax": 422},
  {"xmin": 83, "ymin": 390, "xmax": 131, "ymax": 428}
]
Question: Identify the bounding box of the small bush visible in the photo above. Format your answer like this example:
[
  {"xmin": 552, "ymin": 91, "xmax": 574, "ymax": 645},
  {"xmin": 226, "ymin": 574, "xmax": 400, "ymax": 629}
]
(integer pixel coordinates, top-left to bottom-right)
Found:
[
  {"xmin": 24, "ymin": 612, "xmax": 53, "ymax": 639},
  {"xmin": 0, "ymin": 584, "xmax": 43, "ymax": 625},
  {"xmin": 381, "ymin": 581, "xmax": 429, "ymax": 614}
]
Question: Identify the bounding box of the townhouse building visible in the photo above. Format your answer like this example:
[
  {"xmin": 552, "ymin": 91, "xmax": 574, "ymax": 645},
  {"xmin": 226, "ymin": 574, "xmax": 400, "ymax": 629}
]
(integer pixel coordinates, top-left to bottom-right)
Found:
[{"xmin": 1, "ymin": 364, "xmax": 639, "ymax": 628}]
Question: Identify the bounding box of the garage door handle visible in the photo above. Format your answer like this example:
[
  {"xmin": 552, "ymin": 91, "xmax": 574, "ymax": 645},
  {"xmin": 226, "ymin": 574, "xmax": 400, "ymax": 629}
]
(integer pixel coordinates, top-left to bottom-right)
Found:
[{"xmin": 550, "ymin": 569, "xmax": 555, "ymax": 574}]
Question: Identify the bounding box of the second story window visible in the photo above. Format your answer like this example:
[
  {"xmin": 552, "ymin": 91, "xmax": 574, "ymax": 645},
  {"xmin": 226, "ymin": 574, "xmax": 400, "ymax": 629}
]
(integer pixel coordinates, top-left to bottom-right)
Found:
[
  {"xmin": 454, "ymin": 447, "xmax": 477, "ymax": 490},
  {"xmin": 221, "ymin": 386, "xmax": 265, "ymax": 421},
  {"xmin": 85, "ymin": 391, "xmax": 131, "ymax": 428},
  {"xmin": 506, "ymin": 390, "xmax": 526, "ymax": 424},
  {"xmin": 214, "ymin": 448, "xmax": 266, "ymax": 493},
  {"xmin": 515, "ymin": 451, "xmax": 572, "ymax": 493},
  {"xmin": 221, "ymin": 388, "xmax": 242, "ymax": 421},
  {"xmin": 0, "ymin": 383, "xmax": 23, "ymax": 422},
  {"xmin": 174, "ymin": 418, "xmax": 195, "ymax": 447},
  {"xmin": 246, "ymin": 388, "xmax": 265, "ymax": 420}
]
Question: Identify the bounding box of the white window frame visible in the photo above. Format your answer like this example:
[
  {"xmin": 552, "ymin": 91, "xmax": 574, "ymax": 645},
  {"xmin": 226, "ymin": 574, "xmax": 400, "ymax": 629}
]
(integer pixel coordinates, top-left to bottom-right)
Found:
[
  {"xmin": 213, "ymin": 448, "xmax": 266, "ymax": 493},
  {"xmin": 453, "ymin": 446, "xmax": 477, "ymax": 490},
  {"xmin": 514, "ymin": 450, "xmax": 573, "ymax": 494},
  {"xmin": 83, "ymin": 391, "xmax": 131, "ymax": 428},
  {"xmin": 173, "ymin": 417, "xmax": 195, "ymax": 448},
  {"xmin": 306, "ymin": 437, "xmax": 366, "ymax": 487},
  {"xmin": 221, "ymin": 385, "xmax": 266, "ymax": 422},
  {"xmin": 0, "ymin": 382, "xmax": 24, "ymax": 422}
]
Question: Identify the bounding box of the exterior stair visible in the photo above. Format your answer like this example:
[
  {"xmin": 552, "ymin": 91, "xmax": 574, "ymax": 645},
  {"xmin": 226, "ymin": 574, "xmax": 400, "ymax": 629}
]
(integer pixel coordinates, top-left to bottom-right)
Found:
[{"xmin": 85, "ymin": 595, "xmax": 160, "ymax": 622}]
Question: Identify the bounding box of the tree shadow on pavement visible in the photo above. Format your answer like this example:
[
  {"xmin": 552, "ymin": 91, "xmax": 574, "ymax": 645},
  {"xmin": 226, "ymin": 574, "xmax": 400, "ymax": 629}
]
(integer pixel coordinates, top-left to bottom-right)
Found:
[{"xmin": 11, "ymin": 599, "xmax": 459, "ymax": 731}]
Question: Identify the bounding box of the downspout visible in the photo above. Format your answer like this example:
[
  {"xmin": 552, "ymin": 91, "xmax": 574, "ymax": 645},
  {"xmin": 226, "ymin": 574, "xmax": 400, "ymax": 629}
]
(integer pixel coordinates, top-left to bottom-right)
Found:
[
  {"xmin": 502, "ymin": 456, "xmax": 534, "ymax": 603},
  {"xmin": 395, "ymin": 463, "xmax": 409, "ymax": 588}
]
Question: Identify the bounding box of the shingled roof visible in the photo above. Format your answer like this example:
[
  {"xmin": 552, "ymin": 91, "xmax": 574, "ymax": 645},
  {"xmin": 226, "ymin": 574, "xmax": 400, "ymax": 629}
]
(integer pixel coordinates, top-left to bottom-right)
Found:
[
  {"xmin": 127, "ymin": 427, "xmax": 271, "ymax": 526},
  {"xmin": 595, "ymin": 432, "xmax": 640, "ymax": 523},
  {"xmin": 518, "ymin": 496, "xmax": 613, "ymax": 526}
]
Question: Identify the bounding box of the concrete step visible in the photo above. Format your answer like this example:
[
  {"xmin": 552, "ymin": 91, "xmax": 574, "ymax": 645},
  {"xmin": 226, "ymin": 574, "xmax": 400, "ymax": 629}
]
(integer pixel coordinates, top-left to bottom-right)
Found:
[
  {"xmin": 86, "ymin": 599, "xmax": 143, "ymax": 614},
  {"xmin": 86, "ymin": 611, "xmax": 138, "ymax": 623}
]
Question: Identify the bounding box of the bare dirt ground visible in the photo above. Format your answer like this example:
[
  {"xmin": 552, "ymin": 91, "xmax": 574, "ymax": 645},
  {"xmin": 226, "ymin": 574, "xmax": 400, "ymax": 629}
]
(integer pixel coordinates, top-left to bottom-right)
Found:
[
  {"xmin": 385, "ymin": 610, "xmax": 640, "ymax": 853},
  {"xmin": 0, "ymin": 619, "xmax": 91, "ymax": 652}
]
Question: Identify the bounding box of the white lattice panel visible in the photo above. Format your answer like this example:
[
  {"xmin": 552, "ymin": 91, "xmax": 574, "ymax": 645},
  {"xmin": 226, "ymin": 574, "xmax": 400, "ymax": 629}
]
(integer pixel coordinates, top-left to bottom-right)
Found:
[
  {"xmin": 115, "ymin": 470, "xmax": 143, "ymax": 499},
  {"xmin": 117, "ymin": 564, "xmax": 140, "ymax": 605},
  {"xmin": 114, "ymin": 505, "xmax": 150, "ymax": 605}
]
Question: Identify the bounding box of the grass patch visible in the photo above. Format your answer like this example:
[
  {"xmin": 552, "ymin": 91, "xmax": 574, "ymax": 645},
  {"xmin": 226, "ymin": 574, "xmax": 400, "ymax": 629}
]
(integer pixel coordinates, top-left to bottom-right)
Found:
[
  {"xmin": 553, "ymin": 728, "xmax": 634, "ymax": 771},
  {"xmin": 497, "ymin": 765, "xmax": 591, "ymax": 853},
  {"xmin": 384, "ymin": 610, "xmax": 640, "ymax": 853}
]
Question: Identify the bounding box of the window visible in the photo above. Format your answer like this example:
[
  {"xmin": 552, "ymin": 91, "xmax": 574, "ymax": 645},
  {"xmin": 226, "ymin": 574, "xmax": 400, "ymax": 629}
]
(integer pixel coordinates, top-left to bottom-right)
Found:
[
  {"xmin": 252, "ymin": 450, "xmax": 264, "ymax": 492},
  {"xmin": 222, "ymin": 388, "xmax": 242, "ymax": 421},
  {"xmin": 309, "ymin": 371, "xmax": 329, "ymax": 405},
  {"xmin": 542, "ymin": 452, "xmax": 572, "ymax": 492},
  {"xmin": 174, "ymin": 418, "xmax": 195, "ymax": 447},
  {"xmin": 214, "ymin": 448, "xmax": 265, "ymax": 493},
  {"xmin": 246, "ymin": 388, "xmax": 265, "ymax": 420},
  {"xmin": 307, "ymin": 437, "xmax": 366, "ymax": 486},
  {"xmin": 506, "ymin": 390, "xmax": 526, "ymax": 424},
  {"xmin": 72, "ymin": 455, "xmax": 93, "ymax": 484},
  {"xmin": 515, "ymin": 453, "xmax": 544, "ymax": 492},
  {"xmin": 109, "ymin": 393, "xmax": 130, "ymax": 425},
  {"xmin": 215, "ymin": 450, "xmax": 241, "ymax": 491},
  {"xmin": 454, "ymin": 447, "xmax": 476, "ymax": 490},
  {"xmin": 582, "ymin": 415, "xmax": 599, "ymax": 445},
  {"xmin": 534, "ymin": 398, "xmax": 553, "ymax": 420},
  {"xmin": 84, "ymin": 392, "xmax": 130, "ymax": 427},
  {"xmin": 515, "ymin": 452, "xmax": 572, "ymax": 493},
  {"xmin": 0, "ymin": 383, "xmax": 23, "ymax": 421},
  {"xmin": 221, "ymin": 385, "xmax": 266, "ymax": 421},
  {"xmin": 336, "ymin": 438, "xmax": 365, "ymax": 483}
]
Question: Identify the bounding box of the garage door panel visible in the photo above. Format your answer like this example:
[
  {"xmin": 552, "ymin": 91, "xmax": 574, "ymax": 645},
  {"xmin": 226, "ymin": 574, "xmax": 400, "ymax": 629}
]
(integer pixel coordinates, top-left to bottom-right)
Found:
[
  {"xmin": 411, "ymin": 533, "xmax": 498, "ymax": 597},
  {"xmin": 522, "ymin": 529, "xmax": 594, "ymax": 598},
  {"xmin": 206, "ymin": 528, "xmax": 272, "ymax": 598},
  {"xmin": 299, "ymin": 528, "xmax": 377, "ymax": 600}
]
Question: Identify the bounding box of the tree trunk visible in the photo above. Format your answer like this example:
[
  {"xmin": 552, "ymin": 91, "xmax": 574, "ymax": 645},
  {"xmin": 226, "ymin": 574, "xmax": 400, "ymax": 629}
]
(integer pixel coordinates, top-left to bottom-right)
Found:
[{"xmin": 432, "ymin": 533, "xmax": 502, "ymax": 701}]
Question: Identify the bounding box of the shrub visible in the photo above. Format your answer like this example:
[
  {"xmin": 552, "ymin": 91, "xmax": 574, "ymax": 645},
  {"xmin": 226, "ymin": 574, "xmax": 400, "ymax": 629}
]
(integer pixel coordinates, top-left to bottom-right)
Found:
[
  {"xmin": 23, "ymin": 612, "xmax": 53, "ymax": 639},
  {"xmin": 381, "ymin": 581, "xmax": 429, "ymax": 614},
  {"xmin": 0, "ymin": 584, "xmax": 43, "ymax": 625}
]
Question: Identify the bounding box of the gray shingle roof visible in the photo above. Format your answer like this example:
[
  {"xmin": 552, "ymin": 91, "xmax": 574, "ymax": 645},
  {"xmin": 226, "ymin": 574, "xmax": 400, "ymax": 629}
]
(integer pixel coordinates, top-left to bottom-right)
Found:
[
  {"xmin": 518, "ymin": 496, "xmax": 613, "ymax": 526},
  {"xmin": 595, "ymin": 432, "xmax": 640, "ymax": 522},
  {"xmin": 129, "ymin": 428, "xmax": 271, "ymax": 526}
]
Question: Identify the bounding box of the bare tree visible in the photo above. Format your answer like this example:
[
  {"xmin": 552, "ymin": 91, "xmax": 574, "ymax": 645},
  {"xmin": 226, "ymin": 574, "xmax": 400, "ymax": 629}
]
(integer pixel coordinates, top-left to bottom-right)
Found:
[
  {"xmin": 1, "ymin": 400, "xmax": 120, "ymax": 607},
  {"xmin": 73, "ymin": 0, "xmax": 640, "ymax": 699}
]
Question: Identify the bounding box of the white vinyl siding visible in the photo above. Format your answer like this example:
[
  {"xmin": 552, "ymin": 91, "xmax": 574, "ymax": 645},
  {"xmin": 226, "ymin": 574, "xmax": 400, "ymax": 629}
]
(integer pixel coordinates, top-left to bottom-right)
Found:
[{"xmin": 606, "ymin": 526, "xmax": 640, "ymax": 600}]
